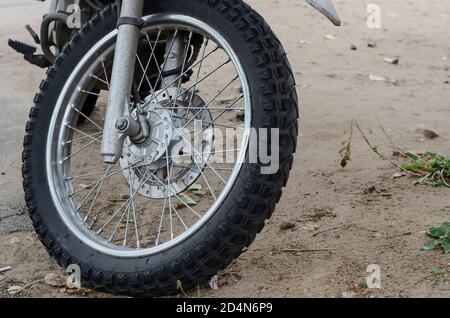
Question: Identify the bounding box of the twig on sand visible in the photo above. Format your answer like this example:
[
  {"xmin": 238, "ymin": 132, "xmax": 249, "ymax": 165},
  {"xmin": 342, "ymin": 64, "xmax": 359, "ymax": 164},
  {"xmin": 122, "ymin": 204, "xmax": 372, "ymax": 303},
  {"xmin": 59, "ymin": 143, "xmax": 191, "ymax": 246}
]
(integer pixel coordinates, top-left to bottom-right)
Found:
[
  {"xmin": 351, "ymin": 120, "xmax": 421, "ymax": 177},
  {"xmin": 276, "ymin": 248, "xmax": 333, "ymax": 254},
  {"xmin": 379, "ymin": 125, "xmax": 420, "ymax": 160},
  {"xmin": 0, "ymin": 266, "xmax": 12, "ymax": 274},
  {"xmin": 312, "ymin": 226, "xmax": 343, "ymax": 237},
  {"xmin": 176, "ymin": 280, "xmax": 190, "ymax": 298},
  {"xmin": 10, "ymin": 279, "xmax": 44, "ymax": 295}
]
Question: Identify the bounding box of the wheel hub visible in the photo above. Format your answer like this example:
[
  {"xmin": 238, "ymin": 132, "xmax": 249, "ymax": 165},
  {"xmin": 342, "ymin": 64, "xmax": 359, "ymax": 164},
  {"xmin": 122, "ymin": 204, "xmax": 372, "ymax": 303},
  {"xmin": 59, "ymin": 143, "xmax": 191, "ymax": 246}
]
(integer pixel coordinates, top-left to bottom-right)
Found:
[
  {"xmin": 120, "ymin": 88, "xmax": 214, "ymax": 199},
  {"xmin": 121, "ymin": 107, "xmax": 173, "ymax": 167}
]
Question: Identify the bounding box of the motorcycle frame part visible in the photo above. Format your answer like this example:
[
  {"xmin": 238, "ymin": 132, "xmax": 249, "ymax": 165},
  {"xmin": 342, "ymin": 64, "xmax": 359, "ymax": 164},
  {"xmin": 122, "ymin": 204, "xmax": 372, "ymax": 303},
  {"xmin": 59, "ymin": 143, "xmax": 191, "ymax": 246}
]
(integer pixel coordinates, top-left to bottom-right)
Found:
[
  {"xmin": 306, "ymin": 0, "xmax": 341, "ymax": 26},
  {"xmin": 40, "ymin": 12, "xmax": 70, "ymax": 64},
  {"xmin": 131, "ymin": 85, "xmax": 151, "ymax": 144},
  {"xmin": 100, "ymin": 0, "xmax": 144, "ymax": 163},
  {"xmin": 44, "ymin": 0, "xmax": 108, "ymax": 64},
  {"xmin": 162, "ymin": 31, "xmax": 187, "ymax": 89},
  {"xmin": 19, "ymin": 0, "xmax": 339, "ymax": 68}
]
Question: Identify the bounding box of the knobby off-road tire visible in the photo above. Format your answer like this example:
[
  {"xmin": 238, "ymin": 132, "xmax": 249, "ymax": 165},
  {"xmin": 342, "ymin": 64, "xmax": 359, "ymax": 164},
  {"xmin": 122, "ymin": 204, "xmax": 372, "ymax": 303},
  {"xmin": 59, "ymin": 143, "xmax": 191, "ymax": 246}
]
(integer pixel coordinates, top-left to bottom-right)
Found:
[{"xmin": 22, "ymin": 0, "xmax": 298, "ymax": 297}]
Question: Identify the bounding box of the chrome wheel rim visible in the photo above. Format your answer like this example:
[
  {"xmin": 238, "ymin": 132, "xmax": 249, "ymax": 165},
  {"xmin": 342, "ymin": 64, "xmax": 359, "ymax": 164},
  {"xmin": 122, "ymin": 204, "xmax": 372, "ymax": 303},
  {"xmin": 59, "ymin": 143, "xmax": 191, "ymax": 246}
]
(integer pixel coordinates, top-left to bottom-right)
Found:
[{"xmin": 46, "ymin": 14, "xmax": 251, "ymax": 258}]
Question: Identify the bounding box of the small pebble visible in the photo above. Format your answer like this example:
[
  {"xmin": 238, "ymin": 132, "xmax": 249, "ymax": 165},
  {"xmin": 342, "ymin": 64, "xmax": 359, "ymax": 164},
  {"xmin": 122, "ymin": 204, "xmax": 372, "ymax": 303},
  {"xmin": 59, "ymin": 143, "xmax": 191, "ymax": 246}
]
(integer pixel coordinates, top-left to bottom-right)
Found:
[
  {"xmin": 384, "ymin": 57, "xmax": 400, "ymax": 65},
  {"xmin": 280, "ymin": 222, "xmax": 296, "ymax": 231}
]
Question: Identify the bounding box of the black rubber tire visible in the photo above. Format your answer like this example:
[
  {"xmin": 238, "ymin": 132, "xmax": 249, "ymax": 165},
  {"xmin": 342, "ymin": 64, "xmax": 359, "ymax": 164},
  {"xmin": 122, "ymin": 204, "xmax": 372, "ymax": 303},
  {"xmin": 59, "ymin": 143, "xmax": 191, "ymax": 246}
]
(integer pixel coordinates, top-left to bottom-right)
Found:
[{"xmin": 22, "ymin": 0, "xmax": 298, "ymax": 297}]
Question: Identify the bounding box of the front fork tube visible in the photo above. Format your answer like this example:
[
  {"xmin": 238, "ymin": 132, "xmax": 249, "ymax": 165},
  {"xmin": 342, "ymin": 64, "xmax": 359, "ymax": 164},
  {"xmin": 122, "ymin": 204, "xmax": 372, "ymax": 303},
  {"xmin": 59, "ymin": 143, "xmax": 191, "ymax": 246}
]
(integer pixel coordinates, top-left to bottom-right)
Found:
[
  {"xmin": 101, "ymin": 1, "xmax": 187, "ymax": 164},
  {"xmin": 162, "ymin": 32, "xmax": 188, "ymax": 90},
  {"xmin": 101, "ymin": 0, "xmax": 144, "ymax": 164}
]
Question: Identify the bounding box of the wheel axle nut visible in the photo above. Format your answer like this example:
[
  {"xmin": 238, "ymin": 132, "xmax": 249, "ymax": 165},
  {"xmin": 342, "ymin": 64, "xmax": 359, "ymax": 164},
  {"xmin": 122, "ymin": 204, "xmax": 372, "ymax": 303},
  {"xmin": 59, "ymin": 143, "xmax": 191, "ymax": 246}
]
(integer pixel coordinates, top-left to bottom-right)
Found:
[{"xmin": 115, "ymin": 117, "xmax": 129, "ymax": 132}]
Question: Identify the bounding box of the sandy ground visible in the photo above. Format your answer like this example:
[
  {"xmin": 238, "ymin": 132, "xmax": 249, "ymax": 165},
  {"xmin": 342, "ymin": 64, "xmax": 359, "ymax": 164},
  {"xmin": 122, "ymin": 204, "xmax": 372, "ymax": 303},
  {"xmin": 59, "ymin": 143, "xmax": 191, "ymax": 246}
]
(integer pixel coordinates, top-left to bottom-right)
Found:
[{"xmin": 0, "ymin": 0, "xmax": 449, "ymax": 298}]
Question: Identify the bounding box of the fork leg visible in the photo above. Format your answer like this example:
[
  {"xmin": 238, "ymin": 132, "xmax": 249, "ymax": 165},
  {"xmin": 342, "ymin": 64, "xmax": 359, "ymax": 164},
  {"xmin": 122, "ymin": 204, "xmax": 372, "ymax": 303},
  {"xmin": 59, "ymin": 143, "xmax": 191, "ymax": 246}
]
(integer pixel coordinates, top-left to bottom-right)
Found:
[
  {"xmin": 162, "ymin": 32, "xmax": 187, "ymax": 89},
  {"xmin": 101, "ymin": 0, "xmax": 145, "ymax": 164}
]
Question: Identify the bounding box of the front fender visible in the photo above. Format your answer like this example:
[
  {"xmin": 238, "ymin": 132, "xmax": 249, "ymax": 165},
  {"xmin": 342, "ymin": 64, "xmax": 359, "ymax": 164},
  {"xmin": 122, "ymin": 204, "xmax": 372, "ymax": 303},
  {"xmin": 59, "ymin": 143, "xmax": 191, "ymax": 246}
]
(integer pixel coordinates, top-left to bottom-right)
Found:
[{"xmin": 306, "ymin": 0, "xmax": 341, "ymax": 26}]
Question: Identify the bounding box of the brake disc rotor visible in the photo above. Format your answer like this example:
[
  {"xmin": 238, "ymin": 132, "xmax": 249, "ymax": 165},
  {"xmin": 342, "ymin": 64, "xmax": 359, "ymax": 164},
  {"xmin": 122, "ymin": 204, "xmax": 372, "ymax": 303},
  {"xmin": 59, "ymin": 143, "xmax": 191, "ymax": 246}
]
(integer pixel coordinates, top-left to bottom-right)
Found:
[{"xmin": 120, "ymin": 87, "xmax": 214, "ymax": 199}]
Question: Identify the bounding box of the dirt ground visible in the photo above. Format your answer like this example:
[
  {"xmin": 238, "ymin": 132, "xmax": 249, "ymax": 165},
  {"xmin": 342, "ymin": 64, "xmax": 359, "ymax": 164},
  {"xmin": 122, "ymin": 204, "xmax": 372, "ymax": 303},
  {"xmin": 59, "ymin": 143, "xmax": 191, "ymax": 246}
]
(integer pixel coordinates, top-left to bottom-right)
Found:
[{"xmin": 0, "ymin": 0, "xmax": 449, "ymax": 298}]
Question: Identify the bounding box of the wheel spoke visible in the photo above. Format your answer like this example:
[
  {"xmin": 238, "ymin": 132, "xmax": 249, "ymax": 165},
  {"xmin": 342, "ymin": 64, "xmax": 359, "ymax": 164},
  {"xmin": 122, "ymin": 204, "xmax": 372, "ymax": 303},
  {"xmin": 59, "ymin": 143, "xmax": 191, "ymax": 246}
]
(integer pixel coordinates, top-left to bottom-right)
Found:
[
  {"xmin": 202, "ymin": 121, "xmax": 243, "ymax": 130},
  {"xmin": 177, "ymin": 94, "xmax": 245, "ymax": 145},
  {"xmin": 149, "ymin": 29, "xmax": 179, "ymax": 102},
  {"xmin": 173, "ymin": 164, "xmax": 234, "ymax": 172},
  {"xmin": 66, "ymin": 166, "xmax": 115, "ymax": 181},
  {"xmin": 156, "ymin": 106, "xmax": 245, "ymax": 111},
  {"xmin": 96, "ymin": 170, "xmax": 152, "ymax": 235},
  {"xmin": 155, "ymin": 196, "xmax": 167, "ymax": 246},
  {"xmin": 210, "ymin": 94, "xmax": 244, "ymax": 123},
  {"xmin": 164, "ymin": 148, "xmax": 241, "ymax": 161},
  {"xmin": 83, "ymin": 164, "xmax": 113, "ymax": 222},
  {"xmin": 101, "ymin": 60, "xmax": 110, "ymax": 88},
  {"xmin": 69, "ymin": 163, "xmax": 141, "ymax": 197},
  {"xmin": 131, "ymin": 176, "xmax": 141, "ymax": 248},
  {"xmin": 165, "ymin": 142, "xmax": 175, "ymax": 240},
  {"xmin": 177, "ymin": 133, "xmax": 227, "ymax": 184},
  {"xmin": 64, "ymin": 131, "xmax": 103, "ymax": 146},
  {"xmin": 66, "ymin": 124, "xmax": 102, "ymax": 144},
  {"xmin": 158, "ymin": 58, "xmax": 232, "ymax": 112},
  {"xmin": 186, "ymin": 38, "xmax": 209, "ymax": 118},
  {"xmin": 173, "ymin": 207, "xmax": 188, "ymax": 231},
  {"xmin": 147, "ymin": 45, "xmax": 220, "ymax": 103},
  {"xmin": 108, "ymin": 207, "xmax": 128, "ymax": 243},
  {"xmin": 171, "ymin": 75, "xmax": 238, "ymax": 139},
  {"xmin": 138, "ymin": 30, "xmax": 162, "ymax": 91},
  {"xmin": 75, "ymin": 165, "xmax": 113, "ymax": 210},
  {"xmin": 71, "ymin": 104, "xmax": 103, "ymax": 131},
  {"xmin": 91, "ymin": 74, "xmax": 109, "ymax": 88},
  {"xmin": 193, "ymin": 159, "xmax": 217, "ymax": 200},
  {"xmin": 123, "ymin": 169, "xmax": 135, "ymax": 246},
  {"xmin": 171, "ymin": 31, "xmax": 193, "ymax": 110},
  {"xmin": 136, "ymin": 54, "xmax": 155, "ymax": 93},
  {"xmin": 80, "ymin": 89, "xmax": 100, "ymax": 97},
  {"xmin": 63, "ymin": 137, "xmax": 100, "ymax": 162},
  {"xmin": 146, "ymin": 169, "xmax": 202, "ymax": 219}
]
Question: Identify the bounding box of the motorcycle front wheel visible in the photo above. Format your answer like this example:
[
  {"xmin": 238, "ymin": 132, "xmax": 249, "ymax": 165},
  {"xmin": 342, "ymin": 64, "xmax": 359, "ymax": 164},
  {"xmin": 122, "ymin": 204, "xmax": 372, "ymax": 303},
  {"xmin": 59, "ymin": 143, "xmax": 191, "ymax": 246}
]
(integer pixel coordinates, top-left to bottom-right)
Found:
[{"xmin": 22, "ymin": 0, "xmax": 298, "ymax": 297}]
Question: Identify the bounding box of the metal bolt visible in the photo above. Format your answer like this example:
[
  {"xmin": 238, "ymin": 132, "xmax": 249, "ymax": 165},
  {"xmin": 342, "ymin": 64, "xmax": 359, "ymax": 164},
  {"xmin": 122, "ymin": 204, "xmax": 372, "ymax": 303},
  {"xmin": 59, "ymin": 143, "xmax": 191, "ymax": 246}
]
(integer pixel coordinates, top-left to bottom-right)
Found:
[{"xmin": 116, "ymin": 117, "xmax": 129, "ymax": 131}]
